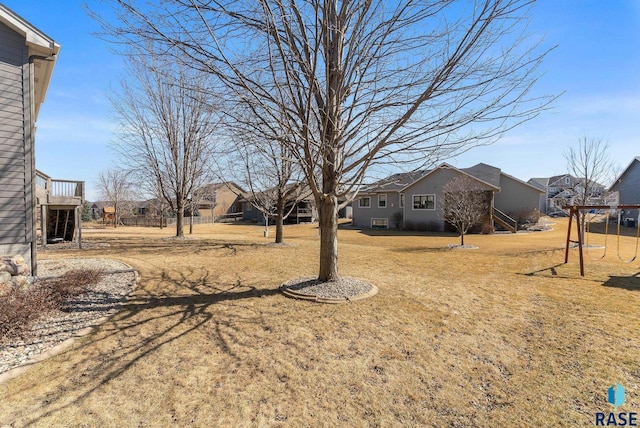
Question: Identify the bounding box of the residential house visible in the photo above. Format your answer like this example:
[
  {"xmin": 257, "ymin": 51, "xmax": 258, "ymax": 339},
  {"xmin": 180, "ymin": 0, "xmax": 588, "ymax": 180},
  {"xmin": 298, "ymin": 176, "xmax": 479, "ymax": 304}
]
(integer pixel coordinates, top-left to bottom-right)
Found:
[
  {"xmin": 352, "ymin": 163, "xmax": 543, "ymax": 231},
  {"xmin": 193, "ymin": 182, "xmax": 244, "ymax": 221},
  {"xmin": 528, "ymin": 174, "xmax": 607, "ymax": 214},
  {"xmin": 609, "ymin": 157, "xmax": 640, "ymax": 225},
  {"xmin": 242, "ymin": 183, "xmax": 316, "ymax": 224},
  {"xmin": 0, "ymin": 5, "xmax": 60, "ymax": 275}
]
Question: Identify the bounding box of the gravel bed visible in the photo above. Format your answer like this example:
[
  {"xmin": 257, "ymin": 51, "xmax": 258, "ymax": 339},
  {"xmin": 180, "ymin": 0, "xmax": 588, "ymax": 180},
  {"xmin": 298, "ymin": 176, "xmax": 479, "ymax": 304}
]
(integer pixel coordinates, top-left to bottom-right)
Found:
[
  {"xmin": 0, "ymin": 258, "xmax": 136, "ymax": 375},
  {"xmin": 281, "ymin": 276, "xmax": 374, "ymax": 299},
  {"xmin": 39, "ymin": 242, "xmax": 111, "ymax": 251}
]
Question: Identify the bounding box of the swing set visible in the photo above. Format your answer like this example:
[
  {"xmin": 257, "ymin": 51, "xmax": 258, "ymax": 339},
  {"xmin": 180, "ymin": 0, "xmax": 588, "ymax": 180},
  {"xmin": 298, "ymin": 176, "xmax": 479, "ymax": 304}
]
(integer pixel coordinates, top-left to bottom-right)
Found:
[{"xmin": 563, "ymin": 204, "xmax": 640, "ymax": 276}]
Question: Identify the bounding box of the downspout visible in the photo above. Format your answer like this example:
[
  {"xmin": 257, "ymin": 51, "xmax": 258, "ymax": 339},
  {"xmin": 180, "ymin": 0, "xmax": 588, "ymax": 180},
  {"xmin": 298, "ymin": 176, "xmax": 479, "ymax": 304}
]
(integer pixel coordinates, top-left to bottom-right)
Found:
[{"xmin": 28, "ymin": 54, "xmax": 56, "ymax": 276}]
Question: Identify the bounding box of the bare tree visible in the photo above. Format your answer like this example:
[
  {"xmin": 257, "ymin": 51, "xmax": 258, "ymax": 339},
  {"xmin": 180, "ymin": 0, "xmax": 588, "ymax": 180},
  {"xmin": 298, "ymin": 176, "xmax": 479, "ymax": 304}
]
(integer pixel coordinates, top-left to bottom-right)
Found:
[
  {"xmin": 565, "ymin": 137, "xmax": 613, "ymax": 207},
  {"xmin": 97, "ymin": 168, "xmax": 133, "ymax": 228},
  {"xmin": 111, "ymin": 48, "xmax": 218, "ymax": 238},
  {"xmin": 228, "ymin": 129, "xmax": 307, "ymax": 243},
  {"xmin": 441, "ymin": 175, "xmax": 490, "ymax": 246},
  {"xmin": 96, "ymin": 0, "xmax": 554, "ymax": 281},
  {"xmin": 564, "ymin": 137, "xmax": 613, "ymax": 241}
]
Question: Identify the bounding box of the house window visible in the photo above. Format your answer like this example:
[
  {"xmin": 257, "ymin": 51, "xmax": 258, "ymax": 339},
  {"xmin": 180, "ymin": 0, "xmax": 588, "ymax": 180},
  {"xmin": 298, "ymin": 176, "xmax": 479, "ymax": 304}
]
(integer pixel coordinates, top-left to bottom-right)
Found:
[
  {"xmin": 371, "ymin": 218, "xmax": 388, "ymax": 229},
  {"xmin": 245, "ymin": 202, "xmax": 253, "ymax": 212},
  {"xmin": 413, "ymin": 194, "xmax": 435, "ymax": 210},
  {"xmin": 358, "ymin": 197, "xmax": 371, "ymax": 208},
  {"xmin": 378, "ymin": 194, "xmax": 387, "ymax": 208},
  {"xmin": 400, "ymin": 193, "xmax": 405, "ymax": 208}
]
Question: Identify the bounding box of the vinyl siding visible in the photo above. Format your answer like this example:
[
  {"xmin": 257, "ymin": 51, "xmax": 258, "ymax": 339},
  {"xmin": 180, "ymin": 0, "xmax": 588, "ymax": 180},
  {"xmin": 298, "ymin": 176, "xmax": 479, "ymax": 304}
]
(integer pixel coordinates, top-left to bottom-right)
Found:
[
  {"xmin": 617, "ymin": 160, "xmax": 640, "ymax": 220},
  {"xmin": 403, "ymin": 168, "xmax": 494, "ymax": 231},
  {"xmin": 0, "ymin": 19, "xmax": 29, "ymax": 261},
  {"xmin": 617, "ymin": 161, "xmax": 640, "ymax": 205},
  {"xmin": 494, "ymin": 174, "xmax": 543, "ymax": 217},
  {"xmin": 352, "ymin": 193, "xmax": 402, "ymax": 228}
]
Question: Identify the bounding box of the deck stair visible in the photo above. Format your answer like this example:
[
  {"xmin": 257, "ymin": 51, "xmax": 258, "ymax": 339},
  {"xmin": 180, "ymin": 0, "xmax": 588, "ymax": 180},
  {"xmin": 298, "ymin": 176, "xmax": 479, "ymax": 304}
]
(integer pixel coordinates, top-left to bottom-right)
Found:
[{"xmin": 493, "ymin": 207, "xmax": 517, "ymax": 233}]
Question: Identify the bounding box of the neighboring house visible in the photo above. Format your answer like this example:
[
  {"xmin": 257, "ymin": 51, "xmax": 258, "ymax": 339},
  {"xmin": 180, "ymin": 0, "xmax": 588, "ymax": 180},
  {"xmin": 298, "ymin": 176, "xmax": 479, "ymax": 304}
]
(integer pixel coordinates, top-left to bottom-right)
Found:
[
  {"xmin": 352, "ymin": 163, "xmax": 543, "ymax": 231},
  {"xmin": 194, "ymin": 182, "xmax": 245, "ymax": 220},
  {"xmin": 35, "ymin": 170, "xmax": 84, "ymax": 245},
  {"xmin": 242, "ymin": 183, "xmax": 317, "ymax": 224},
  {"xmin": 0, "ymin": 5, "xmax": 60, "ymax": 275},
  {"xmin": 609, "ymin": 156, "xmax": 640, "ymax": 224},
  {"xmin": 528, "ymin": 174, "xmax": 607, "ymax": 214}
]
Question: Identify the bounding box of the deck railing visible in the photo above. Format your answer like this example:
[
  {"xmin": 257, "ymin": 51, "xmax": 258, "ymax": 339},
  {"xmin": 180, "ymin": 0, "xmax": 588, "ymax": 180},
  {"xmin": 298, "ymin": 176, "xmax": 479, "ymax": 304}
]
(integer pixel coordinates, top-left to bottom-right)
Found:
[{"xmin": 35, "ymin": 170, "xmax": 84, "ymax": 200}]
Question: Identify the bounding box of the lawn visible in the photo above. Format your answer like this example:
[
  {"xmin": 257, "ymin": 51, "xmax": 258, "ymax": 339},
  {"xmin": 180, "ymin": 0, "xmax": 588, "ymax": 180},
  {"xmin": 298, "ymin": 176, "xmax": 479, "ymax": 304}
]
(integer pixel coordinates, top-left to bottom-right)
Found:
[{"xmin": 0, "ymin": 218, "xmax": 639, "ymax": 426}]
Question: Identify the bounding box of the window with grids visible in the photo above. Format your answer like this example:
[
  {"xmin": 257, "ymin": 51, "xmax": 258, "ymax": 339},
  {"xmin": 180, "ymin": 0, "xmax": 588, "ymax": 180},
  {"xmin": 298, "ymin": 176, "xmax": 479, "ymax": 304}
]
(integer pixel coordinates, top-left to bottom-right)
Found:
[
  {"xmin": 359, "ymin": 197, "xmax": 371, "ymax": 208},
  {"xmin": 413, "ymin": 194, "xmax": 435, "ymax": 210},
  {"xmin": 378, "ymin": 194, "xmax": 387, "ymax": 208}
]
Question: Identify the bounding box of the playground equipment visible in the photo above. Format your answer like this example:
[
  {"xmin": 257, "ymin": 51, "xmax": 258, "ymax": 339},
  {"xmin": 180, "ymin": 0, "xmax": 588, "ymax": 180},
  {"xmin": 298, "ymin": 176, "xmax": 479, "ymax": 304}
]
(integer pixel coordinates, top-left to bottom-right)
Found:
[
  {"xmin": 564, "ymin": 205, "xmax": 640, "ymax": 276},
  {"xmin": 584, "ymin": 211, "xmax": 609, "ymax": 261}
]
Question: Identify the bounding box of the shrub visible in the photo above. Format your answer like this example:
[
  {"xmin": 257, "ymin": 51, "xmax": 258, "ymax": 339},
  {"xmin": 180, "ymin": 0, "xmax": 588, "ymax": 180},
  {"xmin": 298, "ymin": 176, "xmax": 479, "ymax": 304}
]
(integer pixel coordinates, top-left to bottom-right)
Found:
[
  {"xmin": 391, "ymin": 211, "xmax": 403, "ymax": 229},
  {"xmin": 511, "ymin": 208, "xmax": 541, "ymax": 226},
  {"xmin": 0, "ymin": 269, "xmax": 103, "ymax": 342},
  {"xmin": 481, "ymin": 222, "xmax": 495, "ymax": 234}
]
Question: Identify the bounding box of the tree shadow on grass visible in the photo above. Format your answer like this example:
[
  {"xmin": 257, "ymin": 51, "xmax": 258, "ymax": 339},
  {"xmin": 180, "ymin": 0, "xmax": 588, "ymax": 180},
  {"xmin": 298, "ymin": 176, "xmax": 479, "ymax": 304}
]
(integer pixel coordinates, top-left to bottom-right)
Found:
[
  {"xmin": 10, "ymin": 267, "xmax": 283, "ymax": 427},
  {"xmin": 602, "ymin": 272, "xmax": 640, "ymax": 291}
]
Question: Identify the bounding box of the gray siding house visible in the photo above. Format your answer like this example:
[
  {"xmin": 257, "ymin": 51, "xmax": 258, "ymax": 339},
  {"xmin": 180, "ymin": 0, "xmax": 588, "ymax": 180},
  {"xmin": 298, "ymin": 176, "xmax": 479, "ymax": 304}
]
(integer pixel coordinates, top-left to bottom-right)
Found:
[
  {"xmin": 528, "ymin": 174, "xmax": 607, "ymax": 214},
  {"xmin": 0, "ymin": 5, "xmax": 60, "ymax": 275},
  {"xmin": 610, "ymin": 157, "xmax": 640, "ymax": 223},
  {"xmin": 352, "ymin": 163, "xmax": 543, "ymax": 232}
]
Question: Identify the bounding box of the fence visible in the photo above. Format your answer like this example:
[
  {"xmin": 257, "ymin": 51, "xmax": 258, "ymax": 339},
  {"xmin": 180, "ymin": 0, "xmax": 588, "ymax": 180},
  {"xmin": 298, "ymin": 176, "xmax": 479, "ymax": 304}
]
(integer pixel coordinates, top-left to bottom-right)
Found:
[{"xmin": 119, "ymin": 217, "xmax": 168, "ymax": 227}]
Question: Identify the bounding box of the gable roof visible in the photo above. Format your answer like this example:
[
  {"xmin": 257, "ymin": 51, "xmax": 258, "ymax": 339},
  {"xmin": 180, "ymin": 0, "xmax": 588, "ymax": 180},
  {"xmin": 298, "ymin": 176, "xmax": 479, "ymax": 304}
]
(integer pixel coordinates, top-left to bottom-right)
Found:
[
  {"xmin": 461, "ymin": 163, "xmax": 501, "ymax": 187},
  {"xmin": 0, "ymin": 4, "xmax": 60, "ymax": 119},
  {"xmin": 399, "ymin": 163, "xmax": 501, "ymax": 192},
  {"xmin": 360, "ymin": 169, "xmax": 430, "ymax": 193},
  {"xmin": 528, "ymin": 177, "xmax": 549, "ymax": 190},
  {"xmin": 610, "ymin": 156, "xmax": 640, "ymax": 192}
]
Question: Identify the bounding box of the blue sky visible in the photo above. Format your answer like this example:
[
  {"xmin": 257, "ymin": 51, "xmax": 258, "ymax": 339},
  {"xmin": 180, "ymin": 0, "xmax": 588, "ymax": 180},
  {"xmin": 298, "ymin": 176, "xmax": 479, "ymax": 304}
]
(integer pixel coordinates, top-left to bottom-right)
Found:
[{"xmin": 3, "ymin": 1, "xmax": 640, "ymax": 201}]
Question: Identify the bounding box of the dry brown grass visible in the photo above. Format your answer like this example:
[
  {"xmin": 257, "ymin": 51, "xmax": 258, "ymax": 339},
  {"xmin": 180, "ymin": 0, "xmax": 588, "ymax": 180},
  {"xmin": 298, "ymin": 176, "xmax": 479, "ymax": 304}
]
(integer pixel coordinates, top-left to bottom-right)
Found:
[{"xmin": 1, "ymin": 218, "xmax": 639, "ymax": 426}]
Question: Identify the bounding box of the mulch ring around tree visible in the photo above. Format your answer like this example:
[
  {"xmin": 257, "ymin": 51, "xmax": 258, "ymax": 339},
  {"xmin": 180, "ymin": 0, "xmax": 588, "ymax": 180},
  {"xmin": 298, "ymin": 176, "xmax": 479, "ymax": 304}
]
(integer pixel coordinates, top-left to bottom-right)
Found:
[{"xmin": 280, "ymin": 276, "xmax": 378, "ymax": 304}]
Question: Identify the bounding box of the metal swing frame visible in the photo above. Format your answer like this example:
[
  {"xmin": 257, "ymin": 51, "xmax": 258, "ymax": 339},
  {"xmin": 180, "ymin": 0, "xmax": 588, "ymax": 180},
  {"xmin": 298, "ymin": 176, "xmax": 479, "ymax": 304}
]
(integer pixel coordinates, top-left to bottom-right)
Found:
[{"xmin": 563, "ymin": 204, "xmax": 640, "ymax": 276}]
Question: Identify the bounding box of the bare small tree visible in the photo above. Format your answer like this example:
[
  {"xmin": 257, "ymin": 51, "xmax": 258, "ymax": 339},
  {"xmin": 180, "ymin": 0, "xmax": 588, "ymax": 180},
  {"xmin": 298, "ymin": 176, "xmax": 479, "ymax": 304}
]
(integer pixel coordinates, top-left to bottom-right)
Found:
[
  {"xmin": 441, "ymin": 175, "xmax": 490, "ymax": 246},
  {"xmin": 97, "ymin": 168, "xmax": 133, "ymax": 228},
  {"xmin": 96, "ymin": 0, "xmax": 555, "ymax": 282},
  {"xmin": 111, "ymin": 48, "xmax": 218, "ymax": 238},
  {"xmin": 564, "ymin": 137, "xmax": 613, "ymax": 241},
  {"xmin": 228, "ymin": 130, "xmax": 307, "ymax": 243},
  {"xmin": 565, "ymin": 137, "xmax": 613, "ymax": 207}
]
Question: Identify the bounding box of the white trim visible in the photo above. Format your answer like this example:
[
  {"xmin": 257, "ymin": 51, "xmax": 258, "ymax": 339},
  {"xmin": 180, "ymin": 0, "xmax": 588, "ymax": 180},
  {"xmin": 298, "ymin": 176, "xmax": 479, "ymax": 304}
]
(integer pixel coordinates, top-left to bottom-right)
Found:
[
  {"xmin": 412, "ymin": 194, "xmax": 436, "ymax": 210},
  {"xmin": 371, "ymin": 218, "xmax": 388, "ymax": 229},
  {"xmin": 378, "ymin": 194, "xmax": 387, "ymax": 208},
  {"xmin": 358, "ymin": 196, "xmax": 371, "ymax": 208}
]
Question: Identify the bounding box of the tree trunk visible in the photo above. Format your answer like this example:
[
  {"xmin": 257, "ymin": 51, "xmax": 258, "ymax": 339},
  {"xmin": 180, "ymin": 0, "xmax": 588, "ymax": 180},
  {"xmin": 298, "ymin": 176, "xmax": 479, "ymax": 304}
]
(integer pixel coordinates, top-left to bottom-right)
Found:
[
  {"xmin": 461, "ymin": 232, "xmax": 465, "ymax": 246},
  {"xmin": 275, "ymin": 197, "xmax": 284, "ymax": 244},
  {"xmin": 176, "ymin": 200, "xmax": 184, "ymax": 237},
  {"xmin": 317, "ymin": 194, "xmax": 339, "ymax": 282},
  {"xmin": 189, "ymin": 212, "xmax": 193, "ymax": 234},
  {"xmin": 263, "ymin": 213, "xmax": 269, "ymax": 237}
]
